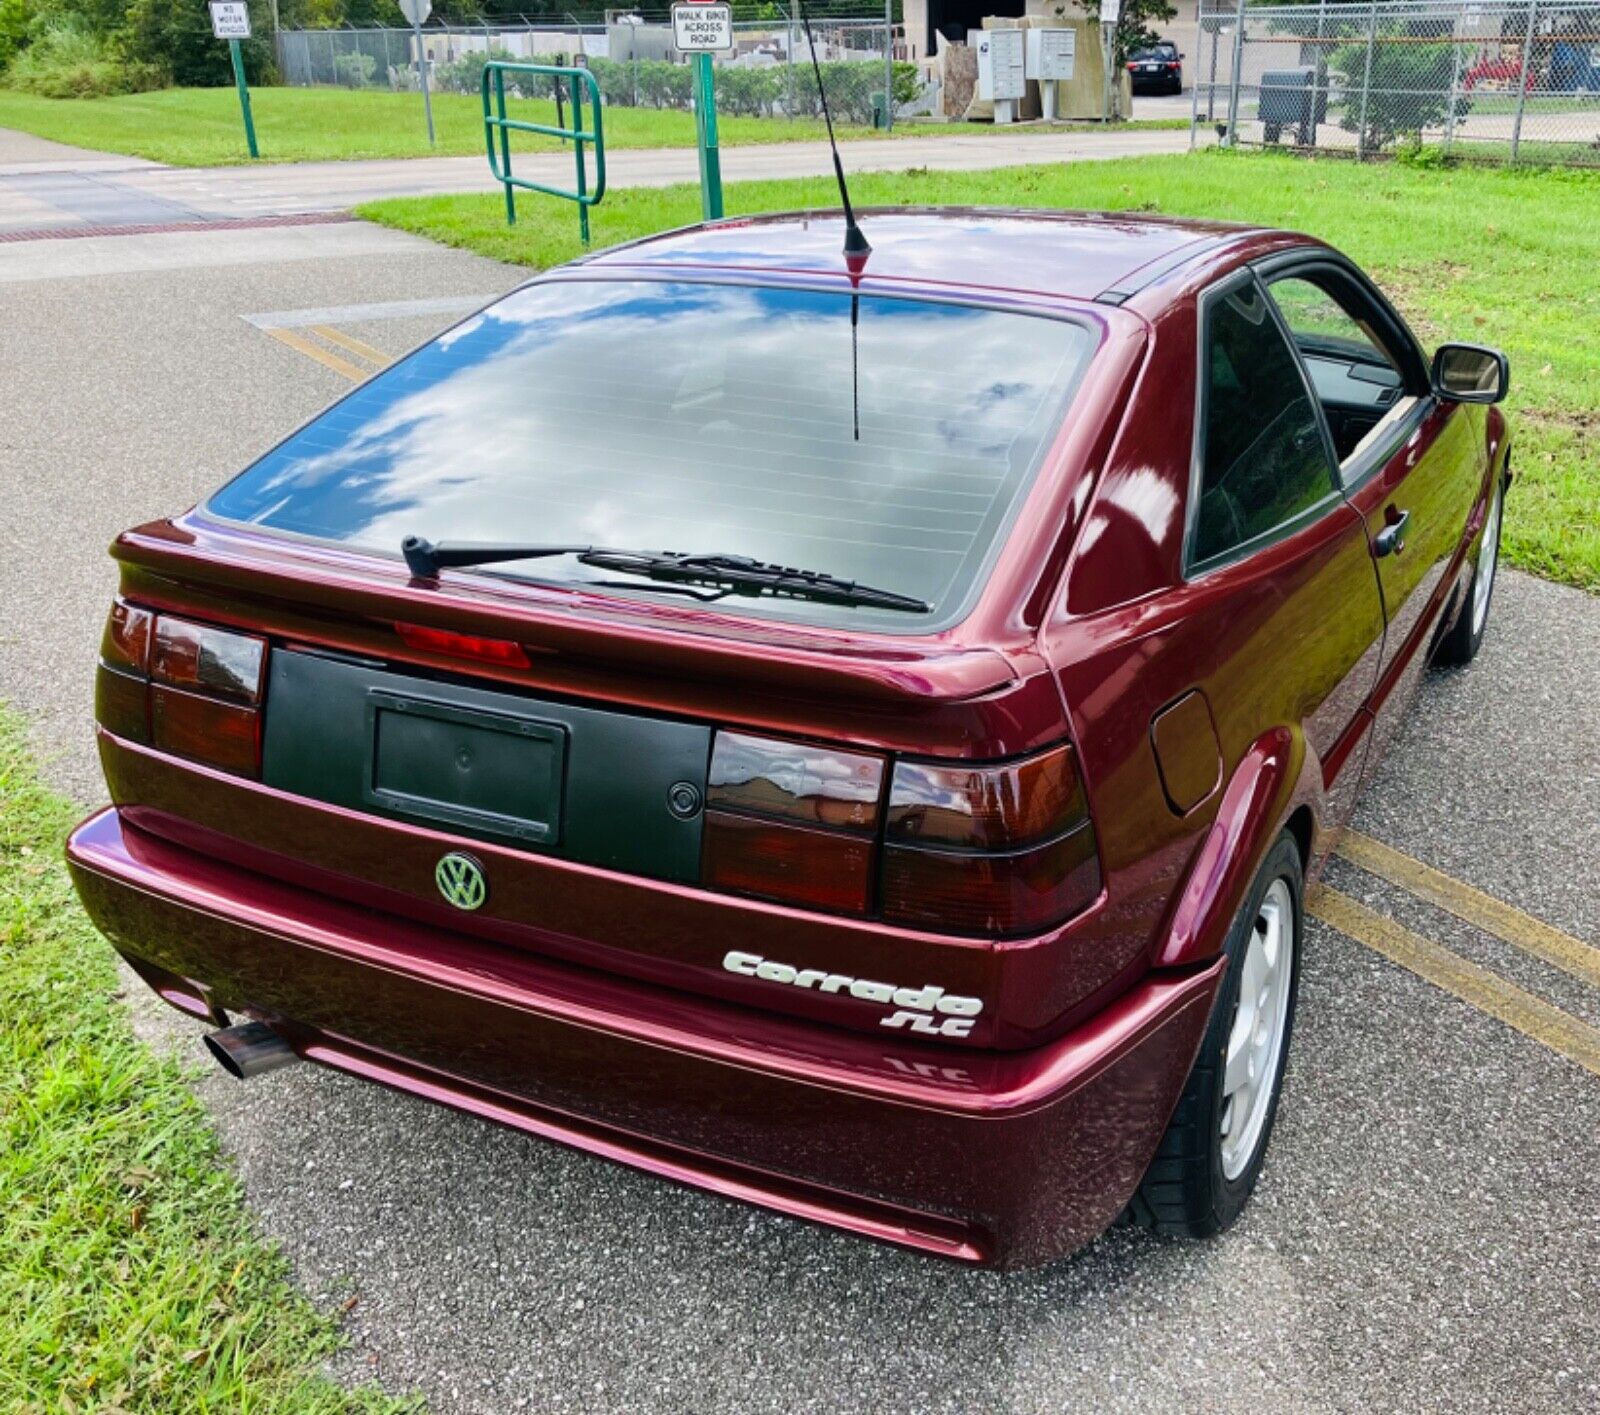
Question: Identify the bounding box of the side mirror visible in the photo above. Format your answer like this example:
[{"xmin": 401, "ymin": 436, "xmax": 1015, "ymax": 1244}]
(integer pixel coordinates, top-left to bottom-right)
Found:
[{"xmin": 1432, "ymin": 343, "xmax": 1509, "ymax": 404}]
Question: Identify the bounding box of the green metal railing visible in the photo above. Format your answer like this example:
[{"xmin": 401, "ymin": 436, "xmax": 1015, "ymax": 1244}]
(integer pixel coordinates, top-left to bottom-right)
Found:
[{"xmin": 482, "ymin": 62, "xmax": 606, "ymax": 245}]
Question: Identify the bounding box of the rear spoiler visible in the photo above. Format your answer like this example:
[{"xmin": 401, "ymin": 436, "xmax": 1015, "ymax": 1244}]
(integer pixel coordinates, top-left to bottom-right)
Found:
[{"xmin": 111, "ymin": 517, "xmax": 1063, "ymax": 760}]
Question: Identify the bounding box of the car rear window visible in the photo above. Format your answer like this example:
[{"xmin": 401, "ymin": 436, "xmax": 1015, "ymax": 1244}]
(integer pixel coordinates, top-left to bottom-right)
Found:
[{"xmin": 206, "ymin": 279, "xmax": 1095, "ymax": 630}]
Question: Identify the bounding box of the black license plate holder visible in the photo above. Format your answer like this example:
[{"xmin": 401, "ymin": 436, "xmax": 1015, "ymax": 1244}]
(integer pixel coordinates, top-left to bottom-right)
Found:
[{"xmin": 364, "ymin": 690, "xmax": 567, "ymax": 845}]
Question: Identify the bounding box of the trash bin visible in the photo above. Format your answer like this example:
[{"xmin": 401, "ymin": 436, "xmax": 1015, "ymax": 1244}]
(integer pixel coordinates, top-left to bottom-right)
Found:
[
  {"xmin": 1258, "ymin": 65, "xmax": 1325, "ymax": 146},
  {"xmin": 871, "ymin": 90, "xmax": 890, "ymax": 129}
]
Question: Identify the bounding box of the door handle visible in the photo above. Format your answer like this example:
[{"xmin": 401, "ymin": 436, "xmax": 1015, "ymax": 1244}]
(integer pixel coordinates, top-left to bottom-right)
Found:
[{"xmin": 1375, "ymin": 509, "xmax": 1411, "ymax": 558}]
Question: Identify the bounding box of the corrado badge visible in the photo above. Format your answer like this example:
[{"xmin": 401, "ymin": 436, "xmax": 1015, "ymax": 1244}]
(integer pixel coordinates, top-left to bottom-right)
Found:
[{"xmin": 723, "ymin": 950, "xmax": 983, "ymax": 1037}]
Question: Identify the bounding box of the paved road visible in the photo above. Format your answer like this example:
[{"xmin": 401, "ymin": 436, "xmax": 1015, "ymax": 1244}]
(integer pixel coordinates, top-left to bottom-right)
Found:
[
  {"xmin": 2, "ymin": 217, "xmax": 1596, "ymax": 1414},
  {"xmin": 0, "ymin": 122, "xmax": 1195, "ymax": 231}
]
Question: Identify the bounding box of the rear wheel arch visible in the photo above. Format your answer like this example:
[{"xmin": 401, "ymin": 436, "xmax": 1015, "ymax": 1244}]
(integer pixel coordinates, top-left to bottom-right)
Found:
[
  {"xmin": 1283, "ymin": 803, "xmax": 1315, "ymax": 873},
  {"xmin": 1154, "ymin": 725, "xmax": 1312, "ymax": 971}
]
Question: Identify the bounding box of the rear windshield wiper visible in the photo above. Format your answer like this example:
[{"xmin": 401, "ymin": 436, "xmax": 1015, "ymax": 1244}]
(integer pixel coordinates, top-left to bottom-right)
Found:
[
  {"xmin": 402, "ymin": 536, "xmax": 593, "ymax": 579},
  {"xmin": 401, "ymin": 537, "xmax": 930, "ymax": 614}
]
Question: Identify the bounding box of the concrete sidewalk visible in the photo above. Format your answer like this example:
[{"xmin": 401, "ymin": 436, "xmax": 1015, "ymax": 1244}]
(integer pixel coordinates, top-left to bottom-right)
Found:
[{"xmin": 0, "ymin": 123, "xmax": 1195, "ymax": 232}]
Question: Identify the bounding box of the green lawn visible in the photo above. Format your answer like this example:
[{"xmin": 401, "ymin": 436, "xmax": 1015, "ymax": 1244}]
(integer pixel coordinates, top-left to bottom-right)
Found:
[
  {"xmin": 359, "ymin": 151, "xmax": 1600, "ymax": 593},
  {"xmin": 0, "ymin": 84, "xmax": 1186, "ymax": 166},
  {"xmin": 0, "ymin": 709, "xmax": 420, "ymax": 1413}
]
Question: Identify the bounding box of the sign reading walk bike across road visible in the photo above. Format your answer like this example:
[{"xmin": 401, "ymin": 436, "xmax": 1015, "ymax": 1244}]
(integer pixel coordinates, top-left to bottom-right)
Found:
[
  {"xmin": 672, "ymin": 2, "xmax": 734, "ymax": 53},
  {"xmin": 672, "ymin": 3, "xmax": 732, "ymax": 221}
]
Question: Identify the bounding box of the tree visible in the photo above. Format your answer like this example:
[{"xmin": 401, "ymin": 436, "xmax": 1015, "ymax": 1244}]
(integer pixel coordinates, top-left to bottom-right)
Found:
[
  {"xmin": 1069, "ymin": 0, "xmax": 1178, "ymax": 65},
  {"xmin": 121, "ymin": 0, "xmax": 276, "ymax": 84}
]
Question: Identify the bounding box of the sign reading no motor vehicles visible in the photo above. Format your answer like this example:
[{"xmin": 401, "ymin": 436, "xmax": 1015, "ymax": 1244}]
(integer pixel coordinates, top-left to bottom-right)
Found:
[
  {"xmin": 673, "ymin": 3, "xmax": 734, "ymax": 54},
  {"xmin": 209, "ymin": 1, "xmax": 251, "ymax": 40}
]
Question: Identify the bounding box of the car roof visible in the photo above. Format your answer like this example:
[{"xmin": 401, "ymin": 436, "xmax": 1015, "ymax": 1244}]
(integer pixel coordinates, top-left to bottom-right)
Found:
[{"xmin": 580, "ymin": 207, "xmax": 1269, "ymax": 306}]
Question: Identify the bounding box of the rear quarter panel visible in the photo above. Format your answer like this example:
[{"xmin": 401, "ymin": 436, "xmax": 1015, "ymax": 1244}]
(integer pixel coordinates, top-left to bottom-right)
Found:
[{"xmin": 1040, "ymin": 273, "xmax": 1384, "ymax": 992}]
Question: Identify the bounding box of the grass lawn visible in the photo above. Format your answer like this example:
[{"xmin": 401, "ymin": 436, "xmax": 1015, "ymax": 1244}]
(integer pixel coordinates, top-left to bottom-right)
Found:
[
  {"xmin": 0, "ymin": 85, "xmax": 1186, "ymax": 166},
  {"xmin": 359, "ymin": 150, "xmax": 1600, "ymax": 593},
  {"xmin": 0, "ymin": 709, "xmax": 419, "ymax": 1413}
]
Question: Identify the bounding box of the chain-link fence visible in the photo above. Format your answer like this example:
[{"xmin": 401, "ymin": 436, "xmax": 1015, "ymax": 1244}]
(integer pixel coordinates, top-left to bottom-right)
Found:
[
  {"xmin": 1190, "ymin": 0, "xmax": 1600, "ymax": 165},
  {"xmin": 276, "ymin": 19, "xmax": 919, "ymax": 126}
]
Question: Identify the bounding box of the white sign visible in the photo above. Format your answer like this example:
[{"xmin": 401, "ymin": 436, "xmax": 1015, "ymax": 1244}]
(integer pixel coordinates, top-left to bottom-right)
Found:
[
  {"xmin": 1026, "ymin": 28, "xmax": 1077, "ymax": 81},
  {"xmin": 1100, "ymin": 0, "xmax": 1122, "ymax": 25},
  {"xmin": 976, "ymin": 28, "xmax": 1027, "ymax": 103},
  {"xmin": 398, "ymin": 0, "xmax": 432, "ymax": 26},
  {"xmin": 673, "ymin": 3, "xmax": 734, "ymax": 53},
  {"xmin": 209, "ymin": 1, "xmax": 251, "ymax": 41}
]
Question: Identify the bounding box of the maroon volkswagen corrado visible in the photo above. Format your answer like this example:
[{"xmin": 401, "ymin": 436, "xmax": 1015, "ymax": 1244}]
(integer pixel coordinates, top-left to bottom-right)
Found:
[{"xmin": 68, "ymin": 209, "xmax": 1510, "ymax": 1268}]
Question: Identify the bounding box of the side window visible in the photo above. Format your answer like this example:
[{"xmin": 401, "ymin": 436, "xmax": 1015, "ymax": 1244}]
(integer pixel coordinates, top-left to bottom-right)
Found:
[
  {"xmin": 1192, "ymin": 279, "xmax": 1338, "ymax": 569},
  {"xmin": 1265, "ymin": 273, "xmax": 1417, "ymax": 471}
]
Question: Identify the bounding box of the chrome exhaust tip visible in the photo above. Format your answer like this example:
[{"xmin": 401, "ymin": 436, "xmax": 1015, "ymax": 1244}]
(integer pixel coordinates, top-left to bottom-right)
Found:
[{"xmin": 204, "ymin": 1020, "xmax": 298, "ymax": 1080}]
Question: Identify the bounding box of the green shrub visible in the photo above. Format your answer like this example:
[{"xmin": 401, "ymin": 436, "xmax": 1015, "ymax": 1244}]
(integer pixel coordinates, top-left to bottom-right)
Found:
[
  {"xmin": 5, "ymin": 15, "xmax": 165, "ymax": 96},
  {"xmin": 434, "ymin": 46, "xmax": 559, "ymax": 98},
  {"xmin": 333, "ymin": 49, "xmax": 377, "ymax": 88},
  {"xmin": 120, "ymin": 0, "xmax": 273, "ymax": 87},
  {"xmin": 0, "ymin": 0, "xmax": 33, "ymax": 76},
  {"xmin": 1330, "ymin": 35, "xmax": 1458, "ymax": 151}
]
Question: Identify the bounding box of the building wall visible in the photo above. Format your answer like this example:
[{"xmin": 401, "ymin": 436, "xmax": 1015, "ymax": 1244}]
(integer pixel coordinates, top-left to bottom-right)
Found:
[{"xmin": 906, "ymin": 0, "xmax": 1196, "ymax": 86}]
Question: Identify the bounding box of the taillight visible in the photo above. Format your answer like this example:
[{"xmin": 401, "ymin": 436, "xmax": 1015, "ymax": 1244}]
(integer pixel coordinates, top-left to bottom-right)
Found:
[
  {"xmin": 96, "ymin": 601, "xmax": 154, "ymax": 743},
  {"xmin": 702, "ymin": 732, "xmax": 886, "ymax": 915},
  {"xmin": 881, "ymin": 744, "xmax": 1100, "ymax": 935},
  {"xmin": 699, "ymin": 731, "xmax": 1100, "ymax": 936},
  {"xmin": 96, "ymin": 601, "xmax": 268, "ymax": 777}
]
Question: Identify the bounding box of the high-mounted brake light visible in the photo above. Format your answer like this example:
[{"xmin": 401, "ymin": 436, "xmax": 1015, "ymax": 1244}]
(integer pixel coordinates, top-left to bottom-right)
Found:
[
  {"xmin": 396, "ymin": 622, "xmax": 532, "ymax": 669},
  {"xmin": 95, "ymin": 601, "xmax": 268, "ymax": 777}
]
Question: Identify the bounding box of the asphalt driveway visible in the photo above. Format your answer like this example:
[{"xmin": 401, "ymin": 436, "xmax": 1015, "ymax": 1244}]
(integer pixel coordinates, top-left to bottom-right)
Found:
[{"xmin": 1, "ymin": 216, "xmax": 1595, "ymax": 1414}]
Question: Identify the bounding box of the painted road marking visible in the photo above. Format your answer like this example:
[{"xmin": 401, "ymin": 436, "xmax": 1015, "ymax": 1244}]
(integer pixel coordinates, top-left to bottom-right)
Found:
[
  {"xmin": 262, "ymin": 326, "xmax": 368, "ymax": 382},
  {"xmin": 1338, "ymin": 830, "xmax": 1600, "ymax": 989},
  {"xmin": 310, "ymin": 324, "xmax": 393, "ymax": 369},
  {"xmin": 1310, "ymin": 885, "xmax": 1600, "ymax": 1080}
]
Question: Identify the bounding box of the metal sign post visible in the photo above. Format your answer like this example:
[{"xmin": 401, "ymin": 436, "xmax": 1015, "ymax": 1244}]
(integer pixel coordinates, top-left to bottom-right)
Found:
[
  {"xmin": 883, "ymin": 0, "xmax": 894, "ymax": 132},
  {"xmin": 672, "ymin": 3, "xmax": 733, "ymax": 221},
  {"xmin": 1100, "ymin": 0, "xmax": 1122, "ymax": 124},
  {"xmin": 399, "ymin": 0, "xmax": 436, "ymax": 148},
  {"xmin": 209, "ymin": 2, "xmax": 259, "ymax": 159}
]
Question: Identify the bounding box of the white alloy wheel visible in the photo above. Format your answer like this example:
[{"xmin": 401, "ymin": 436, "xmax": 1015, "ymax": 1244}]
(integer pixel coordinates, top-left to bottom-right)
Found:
[
  {"xmin": 1471, "ymin": 483, "xmax": 1503, "ymax": 636},
  {"xmin": 1219, "ymin": 877, "xmax": 1296, "ymax": 1181}
]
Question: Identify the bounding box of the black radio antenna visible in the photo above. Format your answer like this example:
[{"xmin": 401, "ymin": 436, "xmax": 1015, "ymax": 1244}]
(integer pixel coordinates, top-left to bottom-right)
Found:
[{"xmin": 795, "ymin": 0, "xmax": 870, "ymax": 259}]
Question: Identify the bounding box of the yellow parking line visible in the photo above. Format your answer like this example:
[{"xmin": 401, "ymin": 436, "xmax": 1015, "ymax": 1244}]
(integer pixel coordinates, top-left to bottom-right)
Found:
[
  {"xmin": 264, "ymin": 327, "xmax": 367, "ymax": 383},
  {"xmin": 1338, "ymin": 830, "xmax": 1600, "ymax": 989},
  {"xmin": 310, "ymin": 324, "xmax": 393, "ymax": 369},
  {"xmin": 1309, "ymin": 885, "xmax": 1600, "ymax": 1079}
]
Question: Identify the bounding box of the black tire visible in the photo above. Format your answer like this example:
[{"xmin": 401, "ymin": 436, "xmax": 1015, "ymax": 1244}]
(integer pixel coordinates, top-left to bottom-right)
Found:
[
  {"xmin": 1435, "ymin": 477, "xmax": 1504, "ymax": 668},
  {"xmin": 1127, "ymin": 833, "xmax": 1303, "ymax": 1238},
  {"xmin": 1264, "ymin": 122, "xmax": 1282, "ymax": 143}
]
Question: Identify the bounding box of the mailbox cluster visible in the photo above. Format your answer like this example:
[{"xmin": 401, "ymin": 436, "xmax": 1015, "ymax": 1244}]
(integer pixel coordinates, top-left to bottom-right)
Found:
[{"xmin": 974, "ymin": 27, "xmax": 1077, "ymax": 124}]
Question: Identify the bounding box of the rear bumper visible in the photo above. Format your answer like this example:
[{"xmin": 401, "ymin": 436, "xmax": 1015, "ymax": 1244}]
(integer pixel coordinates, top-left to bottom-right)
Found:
[{"xmin": 68, "ymin": 806, "xmax": 1223, "ymax": 1269}]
